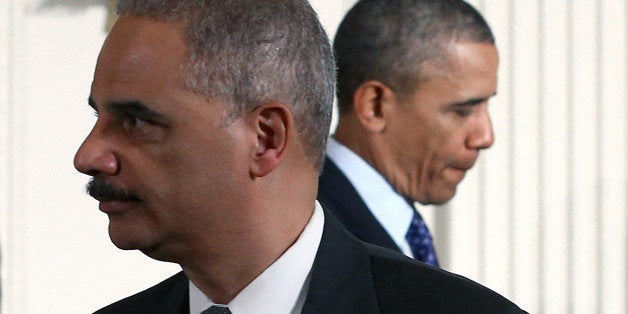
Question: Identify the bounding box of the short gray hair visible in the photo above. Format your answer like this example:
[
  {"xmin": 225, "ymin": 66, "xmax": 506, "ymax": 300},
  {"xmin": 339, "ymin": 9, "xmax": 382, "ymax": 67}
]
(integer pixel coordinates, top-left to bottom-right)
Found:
[
  {"xmin": 334, "ymin": 0, "xmax": 495, "ymax": 114},
  {"xmin": 117, "ymin": 0, "xmax": 335, "ymax": 168}
]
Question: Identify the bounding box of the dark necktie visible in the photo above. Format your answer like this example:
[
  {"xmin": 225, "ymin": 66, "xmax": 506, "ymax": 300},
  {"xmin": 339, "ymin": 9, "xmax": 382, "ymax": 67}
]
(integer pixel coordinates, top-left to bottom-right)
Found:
[
  {"xmin": 201, "ymin": 306, "xmax": 232, "ymax": 314},
  {"xmin": 405, "ymin": 210, "xmax": 439, "ymax": 266}
]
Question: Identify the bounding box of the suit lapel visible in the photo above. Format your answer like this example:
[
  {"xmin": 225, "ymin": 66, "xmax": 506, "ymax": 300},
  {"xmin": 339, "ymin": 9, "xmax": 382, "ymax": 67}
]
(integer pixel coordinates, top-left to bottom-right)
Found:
[
  {"xmin": 152, "ymin": 272, "xmax": 190, "ymax": 314},
  {"xmin": 318, "ymin": 157, "xmax": 401, "ymax": 252},
  {"xmin": 94, "ymin": 271, "xmax": 189, "ymax": 314},
  {"xmin": 302, "ymin": 209, "xmax": 381, "ymax": 314}
]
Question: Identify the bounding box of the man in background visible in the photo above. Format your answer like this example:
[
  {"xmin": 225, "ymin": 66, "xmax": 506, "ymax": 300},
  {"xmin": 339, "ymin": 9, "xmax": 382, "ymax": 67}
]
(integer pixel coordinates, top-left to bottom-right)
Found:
[
  {"xmin": 75, "ymin": 0, "xmax": 521, "ymax": 312},
  {"xmin": 319, "ymin": 0, "xmax": 498, "ymax": 266}
]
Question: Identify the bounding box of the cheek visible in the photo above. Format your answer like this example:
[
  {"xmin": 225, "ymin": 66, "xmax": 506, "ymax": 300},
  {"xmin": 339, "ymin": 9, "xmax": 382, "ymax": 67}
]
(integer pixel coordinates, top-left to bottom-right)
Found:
[
  {"xmin": 166, "ymin": 146, "xmax": 229, "ymax": 184},
  {"xmin": 414, "ymin": 140, "xmax": 459, "ymax": 184},
  {"xmin": 428, "ymin": 143, "xmax": 458, "ymax": 172},
  {"xmin": 145, "ymin": 153, "xmax": 237, "ymax": 224},
  {"xmin": 426, "ymin": 125, "xmax": 465, "ymax": 156},
  {"xmin": 163, "ymin": 135, "xmax": 247, "ymax": 196}
]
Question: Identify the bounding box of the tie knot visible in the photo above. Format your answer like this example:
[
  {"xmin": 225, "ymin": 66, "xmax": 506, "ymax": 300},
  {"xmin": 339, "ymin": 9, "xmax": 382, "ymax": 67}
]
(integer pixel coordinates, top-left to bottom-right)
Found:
[{"xmin": 202, "ymin": 305, "xmax": 232, "ymax": 314}]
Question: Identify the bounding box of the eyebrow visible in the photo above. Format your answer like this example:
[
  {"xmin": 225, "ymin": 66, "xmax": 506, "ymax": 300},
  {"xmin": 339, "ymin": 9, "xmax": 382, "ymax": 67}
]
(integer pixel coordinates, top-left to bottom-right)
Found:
[{"xmin": 88, "ymin": 96, "xmax": 172, "ymax": 127}]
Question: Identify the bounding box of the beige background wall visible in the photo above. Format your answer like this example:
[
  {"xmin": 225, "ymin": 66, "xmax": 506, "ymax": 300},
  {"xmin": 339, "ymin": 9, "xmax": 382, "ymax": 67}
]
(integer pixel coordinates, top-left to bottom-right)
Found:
[{"xmin": 1, "ymin": 0, "xmax": 625, "ymax": 313}]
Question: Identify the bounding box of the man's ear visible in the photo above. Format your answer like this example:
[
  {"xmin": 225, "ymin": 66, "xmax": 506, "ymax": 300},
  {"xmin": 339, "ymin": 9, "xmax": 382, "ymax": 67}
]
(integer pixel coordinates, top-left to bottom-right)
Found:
[
  {"xmin": 248, "ymin": 101, "xmax": 291, "ymax": 178},
  {"xmin": 352, "ymin": 80, "xmax": 397, "ymax": 133}
]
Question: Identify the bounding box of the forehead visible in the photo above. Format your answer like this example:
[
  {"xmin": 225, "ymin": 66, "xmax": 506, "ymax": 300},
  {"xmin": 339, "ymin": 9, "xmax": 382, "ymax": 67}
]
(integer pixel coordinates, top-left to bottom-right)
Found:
[
  {"xmin": 448, "ymin": 42, "xmax": 498, "ymax": 77},
  {"xmin": 92, "ymin": 15, "xmax": 188, "ymax": 98},
  {"xmin": 416, "ymin": 42, "xmax": 498, "ymax": 97},
  {"xmin": 424, "ymin": 42, "xmax": 498, "ymax": 82}
]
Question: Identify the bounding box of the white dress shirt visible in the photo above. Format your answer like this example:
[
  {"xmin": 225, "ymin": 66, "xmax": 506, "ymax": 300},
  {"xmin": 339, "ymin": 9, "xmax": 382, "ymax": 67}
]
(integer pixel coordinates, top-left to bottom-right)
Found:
[
  {"xmin": 189, "ymin": 202, "xmax": 325, "ymax": 314},
  {"xmin": 327, "ymin": 137, "xmax": 431, "ymax": 258}
]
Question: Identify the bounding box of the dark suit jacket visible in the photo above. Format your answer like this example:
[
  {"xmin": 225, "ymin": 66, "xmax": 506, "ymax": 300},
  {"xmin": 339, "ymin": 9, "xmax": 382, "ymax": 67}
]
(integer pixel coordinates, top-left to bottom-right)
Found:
[
  {"xmin": 94, "ymin": 209, "xmax": 524, "ymax": 313},
  {"xmin": 318, "ymin": 156, "xmax": 402, "ymax": 253}
]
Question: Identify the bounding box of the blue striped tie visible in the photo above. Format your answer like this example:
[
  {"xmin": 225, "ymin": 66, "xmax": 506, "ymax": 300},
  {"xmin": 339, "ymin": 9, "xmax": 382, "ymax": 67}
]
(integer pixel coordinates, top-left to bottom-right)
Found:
[{"xmin": 405, "ymin": 210, "xmax": 439, "ymax": 266}]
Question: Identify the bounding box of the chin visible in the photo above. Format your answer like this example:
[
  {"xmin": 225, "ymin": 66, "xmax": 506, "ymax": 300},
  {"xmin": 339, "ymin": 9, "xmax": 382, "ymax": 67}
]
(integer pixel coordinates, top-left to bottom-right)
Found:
[
  {"xmin": 108, "ymin": 222, "xmax": 156, "ymax": 251},
  {"xmin": 109, "ymin": 233, "xmax": 147, "ymax": 251},
  {"xmin": 108, "ymin": 227, "xmax": 179, "ymax": 263},
  {"xmin": 419, "ymin": 188, "xmax": 457, "ymax": 205},
  {"xmin": 434, "ymin": 190, "xmax": 457, "ymax": 204}
]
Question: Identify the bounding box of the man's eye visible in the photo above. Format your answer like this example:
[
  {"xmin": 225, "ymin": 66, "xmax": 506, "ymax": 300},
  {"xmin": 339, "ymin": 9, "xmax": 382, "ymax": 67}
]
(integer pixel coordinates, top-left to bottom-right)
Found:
[
  {"xmin": 122, "ymin": 117, "xmax": 149, "ymax": 131},
  {"xmin": 453, "ymin": 108, "xmax": 472, "ymax": 117}
]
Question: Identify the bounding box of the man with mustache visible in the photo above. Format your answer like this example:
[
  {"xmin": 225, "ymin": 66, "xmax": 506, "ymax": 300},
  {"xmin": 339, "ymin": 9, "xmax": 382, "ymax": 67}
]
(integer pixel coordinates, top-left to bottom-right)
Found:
[
  {"xmin": 318, "ymin": 0, "xmax": 498, "ymax": 267},
  {"xmin": 75, "ymin": 0, "xmax": 522, "ymax": 312}
]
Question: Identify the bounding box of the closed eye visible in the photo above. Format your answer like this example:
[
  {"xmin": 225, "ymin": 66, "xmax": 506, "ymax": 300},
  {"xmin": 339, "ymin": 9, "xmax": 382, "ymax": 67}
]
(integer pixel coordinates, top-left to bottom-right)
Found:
[
  {"xmin": 453, "ymin": 107, "xmax": 473, "ymax": 117},
  {"xmin": 448, "ymin": 95, "xmax": 494, "ymax": 118}
]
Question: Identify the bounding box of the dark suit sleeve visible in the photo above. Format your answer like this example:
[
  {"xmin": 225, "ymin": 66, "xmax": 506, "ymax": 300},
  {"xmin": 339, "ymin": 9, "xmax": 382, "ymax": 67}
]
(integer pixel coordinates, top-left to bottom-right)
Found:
[{"xmin": 366, "ymin": 244, "xmax": 527, "ymax": 314}]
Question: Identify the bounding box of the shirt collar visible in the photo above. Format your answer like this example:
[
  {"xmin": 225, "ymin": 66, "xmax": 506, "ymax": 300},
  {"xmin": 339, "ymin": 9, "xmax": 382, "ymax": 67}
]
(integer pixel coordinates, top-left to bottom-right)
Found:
[
  {"xmin": 189, "ymin": 202, "xmax": 325, "ymax": 314},
  {"xmin": 327, "ymin": 137, "xmax": 431, "ymax": 257}
]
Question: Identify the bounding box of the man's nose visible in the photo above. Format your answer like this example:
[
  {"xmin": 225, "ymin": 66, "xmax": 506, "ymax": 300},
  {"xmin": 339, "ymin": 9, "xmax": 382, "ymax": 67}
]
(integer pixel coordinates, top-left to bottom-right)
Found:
[
  {"xmin": 466, "ymin": 108, "xmax": 495, "ymax": 150},
  {"xmin": 74, "ymin": 127, "xmax": 119, "ymax": 176}
]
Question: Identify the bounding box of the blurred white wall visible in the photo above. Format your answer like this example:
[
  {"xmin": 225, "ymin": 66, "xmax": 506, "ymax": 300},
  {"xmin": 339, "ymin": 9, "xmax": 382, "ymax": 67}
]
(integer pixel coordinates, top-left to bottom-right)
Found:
[{"xmin": 1, "ymin": 0, "xmax": 625, "ymax": 313}]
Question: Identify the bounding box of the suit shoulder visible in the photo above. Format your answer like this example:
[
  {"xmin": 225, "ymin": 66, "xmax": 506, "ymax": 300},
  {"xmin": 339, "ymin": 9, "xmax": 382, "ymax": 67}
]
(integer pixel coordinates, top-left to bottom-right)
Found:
[
  {"xmin": 366, "ymin": 244, "xmax": 526, "ymax": 313},
  {"xmin": 94, "ymin": 272, "xmax": 188, "ymax": 314}
]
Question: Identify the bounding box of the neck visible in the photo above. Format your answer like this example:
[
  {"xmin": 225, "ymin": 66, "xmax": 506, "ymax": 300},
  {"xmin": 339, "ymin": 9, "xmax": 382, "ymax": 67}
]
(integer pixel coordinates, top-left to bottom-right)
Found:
[
  {"xmin": 334, "ymin": 115, "xmax": 379, "ymax": 169},
  {"xmin": 180, "ymin": 170, "xmax": 318, "ymax": 304}
]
